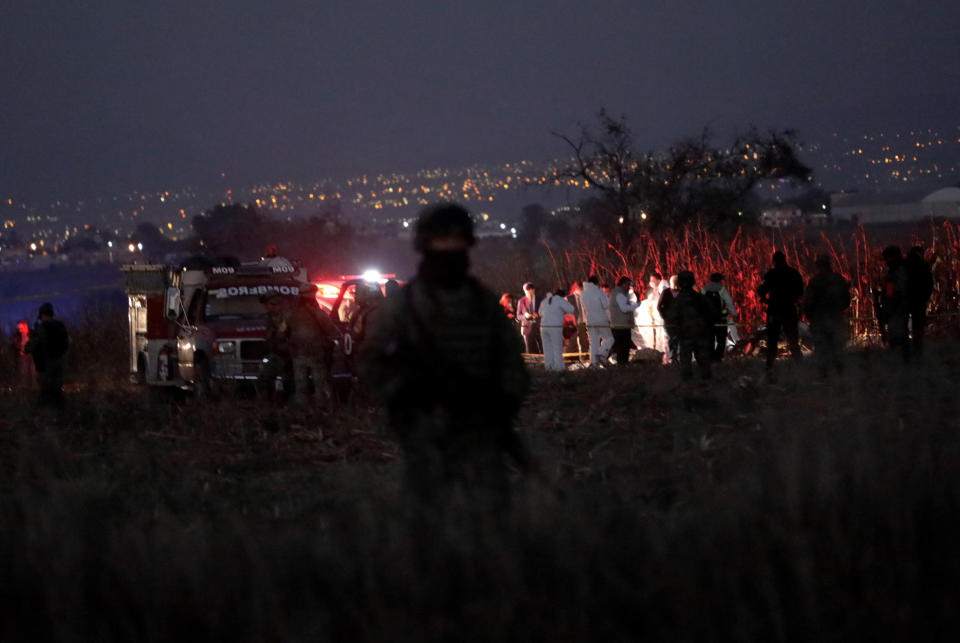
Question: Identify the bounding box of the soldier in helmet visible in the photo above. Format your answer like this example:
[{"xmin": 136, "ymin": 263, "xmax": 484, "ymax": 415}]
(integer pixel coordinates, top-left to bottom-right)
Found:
[
  {"xmin": 25, "ymin": 302, "xmax": 70, "ymax": 406},
  {"xmin": 878, "ymin": 245, "xmax": 910, "ymax": 362},
  {"xmin": 804, "ymin": 254, "xmax": 851, "ymax": 378},
  {"xmin": 663, "ymin": 271, "xmax": 713, "ymax": 381},
  {"xmin": 287, "ymin": 285, "xmax": 342, "ymax": 407},
  {"xmin": 257, "ymin": 292, "xmax": 293, "ymax": 402},
  {"xmin": 359, "ymin": 202, "xmax": 531, "ymax": 512}
]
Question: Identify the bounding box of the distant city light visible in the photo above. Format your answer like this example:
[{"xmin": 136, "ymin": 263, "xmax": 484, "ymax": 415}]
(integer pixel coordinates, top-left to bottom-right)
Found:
[
  {"xmin": 30, "ymin": 242, "xmax": 37, "ymax": 251},
  {"xmin": 128, "ymin": 243, "xmax": 136, "ymax": 252}
]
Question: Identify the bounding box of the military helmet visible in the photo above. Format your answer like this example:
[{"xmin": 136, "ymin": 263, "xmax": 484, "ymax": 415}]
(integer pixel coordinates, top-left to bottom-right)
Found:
[{"xmin": 414, "ymin": 203, "xmax": 475, "ymax": 252}]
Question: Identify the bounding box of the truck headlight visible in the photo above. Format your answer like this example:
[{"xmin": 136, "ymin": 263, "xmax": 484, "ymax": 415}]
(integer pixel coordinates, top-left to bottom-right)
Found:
[{"xmin": 215, "ymin": 341, "xmax": 235, "ymax": 354}]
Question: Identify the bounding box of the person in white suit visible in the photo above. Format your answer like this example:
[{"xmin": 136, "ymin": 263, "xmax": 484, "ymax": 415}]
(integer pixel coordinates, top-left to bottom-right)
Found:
[
  {"xmin": 580, "ymin": 275, "xmax": 614, "ymax": 367},
  {"xmin": 539, "ymin": 287, "xmax": 576, "ymax": 372}
]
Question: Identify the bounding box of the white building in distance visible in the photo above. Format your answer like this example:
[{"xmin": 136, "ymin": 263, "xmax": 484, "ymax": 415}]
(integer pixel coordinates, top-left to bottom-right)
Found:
[{"xmin": 831, "ymin": 187, "xmax": 960, "ymax": 224}]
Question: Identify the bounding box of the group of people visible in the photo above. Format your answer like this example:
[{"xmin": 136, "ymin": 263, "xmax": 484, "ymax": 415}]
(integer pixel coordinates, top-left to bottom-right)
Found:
[
  {"xmin": 500, "ymin": 270, "xmax": 740, "ymax": 378},
  {"xmin": 497, "ymin": 244, "xmax": 935, "ymax": 380}
]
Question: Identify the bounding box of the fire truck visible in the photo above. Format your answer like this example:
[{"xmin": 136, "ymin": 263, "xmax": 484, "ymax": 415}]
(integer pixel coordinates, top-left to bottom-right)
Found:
[{"xmin": 122, "ymin": 256, "xmax": 320, "ymax": 393}]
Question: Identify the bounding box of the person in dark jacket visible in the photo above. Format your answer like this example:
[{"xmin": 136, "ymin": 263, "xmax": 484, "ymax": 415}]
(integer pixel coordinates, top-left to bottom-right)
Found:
[
  {"xmin": 664, "ymin": 271, "xmax": 713, "ymax": 381},
  {"xmin": 359, "ymin": 203, "xmax": 531, "ymax": 514},
  {"xmin": 516, "ymin": 282, "xmax": 543, "ymax": 354},
  {"xmin": 804, "ymin": 254, "xmax": 850, "ymax": 378},
  {"xmin": 904, "ymin": 246, "xmax": 934, "ymax": 359},
  {"xmin": 879, "ymin": 245, "xmax": 911, "ymax": 362},
  {"xmin": 757, "ymin": 251, "xmax": 804, "ymax": 375},
  {"xmin": 25, "ymin": 302, "xmax": 69, "ymax": 406}
]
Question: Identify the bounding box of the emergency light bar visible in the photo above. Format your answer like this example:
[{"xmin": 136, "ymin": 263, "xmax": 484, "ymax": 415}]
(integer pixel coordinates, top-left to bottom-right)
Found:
[{"xmin": 337, "ymin": 271, "xmax": 397, "ymax": 283}]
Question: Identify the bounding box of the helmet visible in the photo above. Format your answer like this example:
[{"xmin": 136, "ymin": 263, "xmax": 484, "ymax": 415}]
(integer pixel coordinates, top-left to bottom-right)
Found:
[{"xmin": 414, "ymin": 203, "xmax": 475, "ymax": 252}]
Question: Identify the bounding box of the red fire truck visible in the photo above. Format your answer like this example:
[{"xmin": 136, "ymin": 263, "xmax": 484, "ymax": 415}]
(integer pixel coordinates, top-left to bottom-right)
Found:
[{"xmin": 122, "ymin": 257, "xmax": 315, "ymax": 393}]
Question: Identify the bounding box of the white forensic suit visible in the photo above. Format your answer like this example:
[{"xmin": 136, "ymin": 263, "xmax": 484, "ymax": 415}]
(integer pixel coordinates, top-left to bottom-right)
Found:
[
  {"xmin": 539, "ymin": 292, "xmax": 575, "ymax": 371},
  {"xmin": 580, "ymin": 281, "xmax": 614, "ymax": 366}
]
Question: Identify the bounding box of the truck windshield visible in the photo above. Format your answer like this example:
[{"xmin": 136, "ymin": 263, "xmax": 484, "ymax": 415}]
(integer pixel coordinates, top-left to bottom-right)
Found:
[{"xmin": 204, "ymin": 295, "xmax": 270, "ymax": 321}]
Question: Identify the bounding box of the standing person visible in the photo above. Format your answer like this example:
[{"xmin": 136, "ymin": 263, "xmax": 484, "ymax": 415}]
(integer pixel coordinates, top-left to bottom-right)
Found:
[
  {"xmin": 359, "ymin": 203, "xmax": 531, "ymax": 512},
  {"xmin": 658, "ymin": 275, "xmax": 681, "ymax": 364},
  {"xmin": 499, "ymin": 292, "xmax": 516, "ymax": 321},
  {"xmin": 904, "ymin": 246, "xmax": 934, "ymax": 359},
  {"xmin": 564, "ymin": 281, "xmax": 588, "ymax": 358},
  {"xmin": 581, "ymin": 275, "xmax": 613, "ymax": 367},
  {"xmin": 634, "ymin": 286, "xmax": 664, "ymax": 351},
  {"xmin": 384, "ymin": 278, "xmax": 402, "ymax": 300},
  {"xmin": 287, "ymin": 287, "xmax": 342, "ymax": 407},
  {"xmin": 13, "ymin": 320, "xmax": 35, "ymax": 388},
  {"xmin": 516, "ymin": 282, "xmax": 543, "ymax": 354},
  {"xmin": 663, "ymin": 271, "xmax": 713, "ymax": 381},
  {"xmin": 258, "ymin": 293, "xmax": 293, "ymax": 401},
  {"xmin": 609, "ymin": 276, "xmax": 640, "ymax": 366},
  {"xmin": 701, "ymin": 273, "xmax": 738, "ymax": 362},
  {"xmin": 539, "ymin": 287, "xmax": 575, "ymax": 372},
  {"xmin": 878, "ymin": 245, "xmax": 910, "ymax": 362},
  {"xmin": 757, "ymin": 251, "xmax": 804, "ymax": 375},
  {"xmin": 24, "ymin": 303, "xmax": 69, "ymax": 406},
  {"xmin": 804, "ymin": 254, "xmax": 851, "ymax": 378},
  {"xmin": 610, "ymin": 276, "xmax": 640, "ymax": 366},
  {"xmin": 649, "ymin": 272, "xmax": 667, "ymax": 297}
]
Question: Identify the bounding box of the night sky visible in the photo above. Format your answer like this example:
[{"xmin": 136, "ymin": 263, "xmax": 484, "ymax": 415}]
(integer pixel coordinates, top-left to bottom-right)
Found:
[{"xmin": 3, "ymin": 0, "xmax": 958, "ymax": 200}]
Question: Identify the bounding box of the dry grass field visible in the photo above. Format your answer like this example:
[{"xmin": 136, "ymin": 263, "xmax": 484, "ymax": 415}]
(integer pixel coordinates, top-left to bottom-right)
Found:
[
  {"xmin": 3, "ymin": 223, "xmax": 960, "ymax": 641},
  {"xmin": 2, "ymin": 315, "xmax": 960, "ymax": 640}
]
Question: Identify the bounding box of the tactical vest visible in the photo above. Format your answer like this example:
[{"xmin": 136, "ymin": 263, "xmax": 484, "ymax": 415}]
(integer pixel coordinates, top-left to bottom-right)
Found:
[{"xmin": 608, "ymin": 286, "xmax": 634, "ymax": 329}]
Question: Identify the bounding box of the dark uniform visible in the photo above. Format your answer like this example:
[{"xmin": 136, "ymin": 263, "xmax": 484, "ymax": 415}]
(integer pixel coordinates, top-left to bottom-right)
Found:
[
  {"xmin": 258, "ymin": 295, "xmax": 293, "ymax": 400},
  {"xmin": 25, "ymin": 303, "xmax": 69, "ymax": 406},
  {"xmin": 879, "ymin": 246, "xmax": 911, "ymax": 361},
  {"xmin": 287, "ymin": 291, "xmax": 342, "ymax": 406},
  {"xmin": 905, "ymin": 247, "xmax": 933, "ymax": 358},
  {"xmin": 804, "ymin": 256, "xmax": 850, "ymax": 377},
  {"xmin": 757, "ymin": 251, "xmax": 804, "ymax": 371},
  {"xmin": 360, "ymin": 204, "xmax": 530, "ymax": 512},
  {"xmin": 663, "ymin": 271, "xmax": 713, "ymax": 381}
]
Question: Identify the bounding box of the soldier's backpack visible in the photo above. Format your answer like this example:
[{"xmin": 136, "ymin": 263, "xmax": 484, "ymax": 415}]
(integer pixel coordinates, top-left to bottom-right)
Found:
[{"xmin": 703, "ymin": 289, "xmax": 725, "ymax": 322}]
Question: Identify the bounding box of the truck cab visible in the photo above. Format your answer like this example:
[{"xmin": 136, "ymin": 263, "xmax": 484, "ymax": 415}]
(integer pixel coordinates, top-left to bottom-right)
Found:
[{"xmin": 123, "ymin": 257, "xmax": 313, "ymax": 392}]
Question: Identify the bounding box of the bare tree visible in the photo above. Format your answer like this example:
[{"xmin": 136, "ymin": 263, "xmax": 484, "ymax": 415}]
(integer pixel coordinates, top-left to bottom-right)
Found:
[{"xmin": 555, "ymin": 111, "xmax": 812, "ymax": 237}]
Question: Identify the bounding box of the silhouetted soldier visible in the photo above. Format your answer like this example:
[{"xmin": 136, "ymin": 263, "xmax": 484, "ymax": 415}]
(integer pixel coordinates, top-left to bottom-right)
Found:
[
  {"xmin": 804, "ymin": 254, "xmax": 850, "ymax": 378},
  {"xmin": 757, "ymin": 251, "xmax": 804, "ymax": 375},
  {"xmin": 664, "ymin": 271, "xmax": 713, "ymax": 381},
  {"xmin": 701, "ymin": 272, "xmax": 738, "ymax": 362},
  {"xmin": 359, "ymin": 203, "xmax": 531, "ymax": 513},
  {"xmin": 287, "ymin": 286, "xmax": 342, "ymax": 406},
  {"xmin": 258, "ymin": 293, "xmax": 293, "ymax": 401},
  {"xmin": 657, "ymin": 275, "xmax": 680, "ymax": 364},
  {"xmin": 904, "ymin": 246, "xmax": 934, "ymax": 358},
  {"xmin": 25, "ymin": 302, "xmax": 69, "ymax": 406},
  {"xmin": 879, "ymin": 245, "xmax": 910, "ymax": 361}
]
